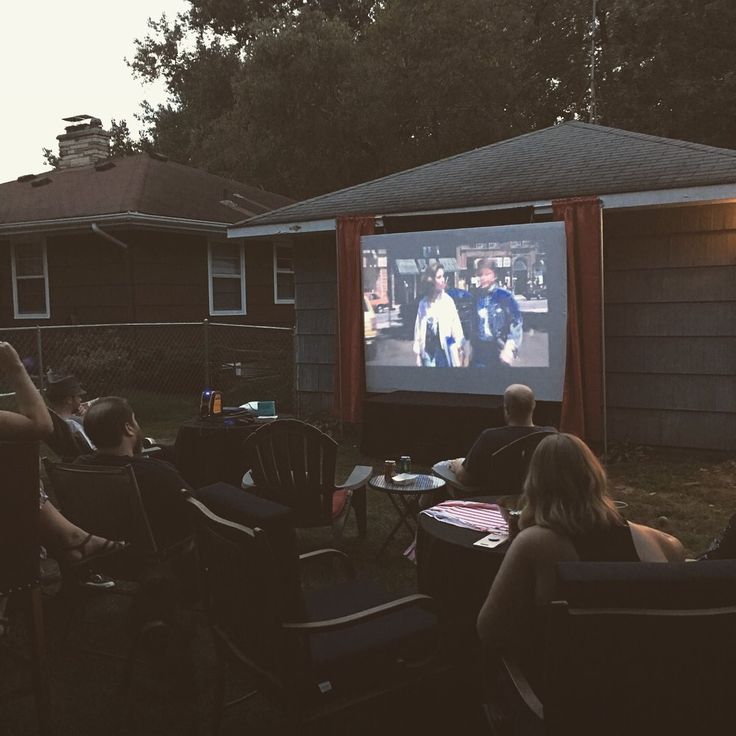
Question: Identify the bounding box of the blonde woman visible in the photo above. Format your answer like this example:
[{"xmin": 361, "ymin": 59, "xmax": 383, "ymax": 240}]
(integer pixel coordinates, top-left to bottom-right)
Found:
[{"xmin": 477, "ymin": 433, "xmax": 683, "ymax": 664}]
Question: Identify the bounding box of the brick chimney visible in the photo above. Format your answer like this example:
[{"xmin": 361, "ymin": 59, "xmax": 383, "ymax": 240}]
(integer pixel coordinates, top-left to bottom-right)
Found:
[{"xmin": 56, "ymin": 115, "xmax": 111, "ymax": 169}]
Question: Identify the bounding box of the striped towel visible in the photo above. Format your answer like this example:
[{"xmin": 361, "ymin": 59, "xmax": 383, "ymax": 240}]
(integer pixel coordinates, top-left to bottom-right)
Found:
[{"xmin": 421, "ymin": 500, "xmax": 509, "ymax": 534}]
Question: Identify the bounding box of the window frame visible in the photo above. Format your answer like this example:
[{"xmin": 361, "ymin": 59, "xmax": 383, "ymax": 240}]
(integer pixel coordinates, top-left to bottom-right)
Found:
[
  {"xmin": 11, "ymin": 239, "xmax": 50, "ymax": 320},
  {"xmin": 208, "ymin": 240, "xmax": 247, "ymax": 316},
  {"xmin": 272, "ymin": 240, "xmax": 295, "ymax": 305}
]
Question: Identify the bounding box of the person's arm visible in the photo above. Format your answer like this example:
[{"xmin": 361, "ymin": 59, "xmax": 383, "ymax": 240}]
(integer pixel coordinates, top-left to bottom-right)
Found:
[
  {"xmin": 477, "ymin": 529, "xmax": 538, "ymax": 650},
  {"xmin": 446, "ymin": 298, "xmax": 463, "ymax": 366},
  {"xmin": 413, "ymin": 300, "xmax": 425, "ymax": 366},
  {"xmin": 448, "ymin": 457, "xmax": 473, "ymax": 485},
  {"xmin": 0, "ymin": 341, "xmax": 53, "ymax": 439},
  {"xmin": 630, "ymin": 523, "xmax": 686, "ymax": 562}
]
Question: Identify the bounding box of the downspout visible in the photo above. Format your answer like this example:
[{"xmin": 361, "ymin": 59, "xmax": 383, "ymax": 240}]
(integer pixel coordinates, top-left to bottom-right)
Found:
[
  {"xmin": 91, "ymin": 223, "xmax": 137, "ymax": 322},
  {"xmin": 91, "ymin": 223, "xmax": 129, "ymax": 250}
]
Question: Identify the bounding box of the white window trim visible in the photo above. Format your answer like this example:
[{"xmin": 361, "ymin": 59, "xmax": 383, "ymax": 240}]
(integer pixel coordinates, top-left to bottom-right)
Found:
[
  {"xmin": 273, "ymin": 241, "xmax": 295, "ymax": 305},
  {"xmin": 208, "ymin": 240, "xmax": 247, "ymax": 316},
  {"xmin": 11, "ymin": 239, "xmax": 50, "ymax": 319}
]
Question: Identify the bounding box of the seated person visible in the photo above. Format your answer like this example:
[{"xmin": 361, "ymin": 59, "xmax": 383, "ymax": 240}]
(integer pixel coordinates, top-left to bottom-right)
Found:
[
  {"xmin": 477, "ymin": 433, "xmax": 684, "ymax": 689},
  {"xmin": 0, "ymin": 342, "xmax": 125, "ymax": 583},
  {"xmin": 45, "ymin": 370, "xmax": 95, "ymax": 452},
  {"xmin": 448, "ymin": 384, "xmax": 554, "ymax": 488},
  {"xmin": 76, "ymin": 396, "xmax": 193, "ymax": 551}
]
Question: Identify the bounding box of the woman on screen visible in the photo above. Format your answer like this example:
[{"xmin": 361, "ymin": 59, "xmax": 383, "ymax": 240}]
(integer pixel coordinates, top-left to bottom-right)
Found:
[{"xmin": 413, "ymin": 262, "xmax": 464, "ymax": 367}]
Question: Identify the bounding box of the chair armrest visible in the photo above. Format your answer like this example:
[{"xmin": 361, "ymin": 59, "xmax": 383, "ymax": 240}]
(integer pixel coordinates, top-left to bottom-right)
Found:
[
  {"xmin": 335, "ymin": 465, "xmax": 372, "ymax": 492},
  {"xmin": 502, "ymin": 655, "xmax": 544, "ymax": 721},
  {"xmin": 282, "ymin": 593, "xmax": 437, "ymax": 633},
  {"xmin": 298, "ymin": 548, "xmax": 355, "ymax": 579},
  {"xmin": 242, "ymin": 469, "xmax": 256, "ymax": 490},
  {"xmin": 431, "ymin": 460, "xmax": 482, "ymax": 497}
]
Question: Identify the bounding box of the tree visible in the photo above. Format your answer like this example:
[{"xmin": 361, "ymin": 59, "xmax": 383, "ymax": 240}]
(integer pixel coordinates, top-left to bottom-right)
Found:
[
  {"xmin": 595, "ymin": 0, "xmax": 736, "ymax": 148},
  {"xmin": 198, "ymin": 9, "xmax": 363, "ymax": 197},
  {"xmin": 128, "ymin": 0, "xmax": 736, "ymax": 201},
  {"xmin": 109, "ymin": 119, "xmax": 144, "ymax": 157},
  {"xmin": 41, "ymin": 147, "xmax": 60, "ymax": 170},
  {"xmin": 130, "ymin": 12, "xmax": 243, "ymax": 168}
]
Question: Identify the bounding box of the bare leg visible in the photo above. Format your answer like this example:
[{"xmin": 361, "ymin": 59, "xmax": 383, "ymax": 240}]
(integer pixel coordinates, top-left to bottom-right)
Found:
[{"xmin": 38, "ymin": 501, "xmax": 122, "ymax": 564}]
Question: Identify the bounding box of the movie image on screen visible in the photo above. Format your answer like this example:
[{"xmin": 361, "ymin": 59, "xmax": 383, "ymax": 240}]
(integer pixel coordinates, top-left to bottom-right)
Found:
[{"xmin": 360, "ymin": 222, "xmax": 567, "ymax": 401}]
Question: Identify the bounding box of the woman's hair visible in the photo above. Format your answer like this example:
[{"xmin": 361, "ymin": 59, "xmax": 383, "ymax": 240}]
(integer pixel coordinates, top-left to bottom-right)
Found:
[
  {"xmin": 518, "ymin": 433, "xmax": 621, "ymax": 536},
  {"xmin": 419, "ymin": 261, "xmax": 444, "ymax": 298}
]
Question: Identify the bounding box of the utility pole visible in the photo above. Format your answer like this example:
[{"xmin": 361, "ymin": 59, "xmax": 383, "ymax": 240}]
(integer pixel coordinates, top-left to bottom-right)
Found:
[{"xmin": 589, "ymin": 0, "xmax": 598, "ymax": 123}]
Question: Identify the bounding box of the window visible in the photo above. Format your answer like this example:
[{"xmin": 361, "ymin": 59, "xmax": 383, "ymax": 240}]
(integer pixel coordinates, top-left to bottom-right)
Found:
[
  {"xmin": 208, "ymin": 241, "xmax": 246, "ymax": 315},
  {"xmin": 11, "ymin": 240, "xmax": 50, "ymax": 319},
  {"xmin": 273, "ymin": 241, "xmax": 295, "ymax": 304}
]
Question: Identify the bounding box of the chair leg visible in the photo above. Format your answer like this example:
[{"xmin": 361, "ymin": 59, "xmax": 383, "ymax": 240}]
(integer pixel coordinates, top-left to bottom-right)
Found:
[
  {"xmin": 25, "ymin": 587, "xmax": 52, "ymax": 736},
  {"xmin": 353, "ymin": 486, "xmax": 367, "ymax": 538}
]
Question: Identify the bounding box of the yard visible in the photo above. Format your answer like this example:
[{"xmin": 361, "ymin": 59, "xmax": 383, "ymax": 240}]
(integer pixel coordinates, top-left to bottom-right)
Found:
[
  {"xmin": 3, "ymin": 413, "xmax": 734, "ymax": 735},
  {"xmin": 119, "ymin": 397, "xmax": 736, "ymax": 565}
]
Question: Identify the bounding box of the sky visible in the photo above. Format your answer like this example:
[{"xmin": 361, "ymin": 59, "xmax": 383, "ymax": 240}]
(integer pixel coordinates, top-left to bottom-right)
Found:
[{"xmin": 0, "ymin": 0, "xmax": 190, "ymax": 183}]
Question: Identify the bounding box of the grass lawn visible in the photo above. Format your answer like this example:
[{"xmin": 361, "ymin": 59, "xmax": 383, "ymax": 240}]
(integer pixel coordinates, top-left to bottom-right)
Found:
[
  {"xmin": 299, "ymin": 434, "xmax": 735, "ymax": 598},
  {"xmin": 605, "ymin": 447, "xmax": 736, "ymax": 557},
  {"xmin": 123, "ymin": 395, "xmax": 736, "ymax": 565}
]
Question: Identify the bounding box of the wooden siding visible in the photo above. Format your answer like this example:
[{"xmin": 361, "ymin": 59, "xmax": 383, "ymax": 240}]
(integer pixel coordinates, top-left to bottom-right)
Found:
[
  {"xmin": 0, "ymin": 231, "xmax": 294, "ymax": 328},
  {"xmin": 294, "ymin": 233, "xmax": 337, "ymax": 417},
  {"xmin": 604, "ymin": 202, "xmax": 736, "ymax": 451}
]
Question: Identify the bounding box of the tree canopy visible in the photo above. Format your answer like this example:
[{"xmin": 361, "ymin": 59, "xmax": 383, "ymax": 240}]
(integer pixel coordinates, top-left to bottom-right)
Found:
[{"xmin": 118, "ymin": 0, "xmax": 736, "ymax": 199}]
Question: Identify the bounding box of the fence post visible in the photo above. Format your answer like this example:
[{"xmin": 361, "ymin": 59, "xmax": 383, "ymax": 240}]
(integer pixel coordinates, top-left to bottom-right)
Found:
[
  {"xmin": 203, "ymin": 318, "xmax": 210, "ymax": 387},
  {"xmin": 36, "ymin": 325, "xmax": 45, "ymax": 389},
  {"xmin": 292, "ymin": 326, "xmax": 298, "ymax": 417}
]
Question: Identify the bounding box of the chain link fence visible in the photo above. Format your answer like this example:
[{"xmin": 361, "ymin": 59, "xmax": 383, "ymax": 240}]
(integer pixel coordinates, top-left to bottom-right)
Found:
[{"xmin": 0, "ymin": 321, "xmax": 295, "ymax": 435}]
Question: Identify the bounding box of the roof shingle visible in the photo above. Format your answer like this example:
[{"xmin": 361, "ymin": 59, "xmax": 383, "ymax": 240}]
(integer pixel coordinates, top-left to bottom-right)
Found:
[
  {"xmin": 0, "ymin": 154, "xmax": 293, "ymax": 226},
  {"xmin": 235, "ymin": 122, "xmax": 736, "ymax": 228}
]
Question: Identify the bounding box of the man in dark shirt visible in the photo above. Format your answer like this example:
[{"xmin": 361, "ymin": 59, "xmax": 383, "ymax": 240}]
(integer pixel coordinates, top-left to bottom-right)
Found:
[
  {"xmin": 75, "ymin": 396, "xmax": 192, "ymax": 550},
  {"xmin": 449, "ymin": 384, "xmax": 554, "ymax": 488}
]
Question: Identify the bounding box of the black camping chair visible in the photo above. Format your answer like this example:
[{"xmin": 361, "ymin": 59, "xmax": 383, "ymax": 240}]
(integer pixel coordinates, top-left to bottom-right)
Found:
[
  {"xmin": 43, "ymin": 460, "xmax": 193, "ymax": 564},
  {"xmin": 42, "ymin": 461, "xmax": 194, "ymax": 665},
  {"xmin": 242, "ymin": 419, "xmax": 371, "ymax": 542},
  {"xmin": 483, "ymin": 560, "xmax": 736, "ymax": 736},
  {"xmin": 485, "ymin": 429, "xmax": 556, "ymax": 497},
  {"xmin": 0, "ymin": 440, "xmax": 51, "ymax": 735},
  {"xmin": 186, "ymin": 491, "xmax": 444, "ymax": 732}
]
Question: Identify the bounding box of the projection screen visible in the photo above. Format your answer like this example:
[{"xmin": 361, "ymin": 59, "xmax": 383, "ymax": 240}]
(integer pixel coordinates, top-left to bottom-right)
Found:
[{"xmin": 360, "ymin": 222, "xmax": 567, "ymax": 401}]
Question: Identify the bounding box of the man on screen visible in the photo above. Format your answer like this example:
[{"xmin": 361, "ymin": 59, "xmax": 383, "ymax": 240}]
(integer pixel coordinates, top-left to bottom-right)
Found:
[
  {"xmin": 448, "ymin": 384, "xmax": 554, "ymax": 488},
  {"xmin": 470, "ymin": 258, "xmax": 523, "ymax": 367}
]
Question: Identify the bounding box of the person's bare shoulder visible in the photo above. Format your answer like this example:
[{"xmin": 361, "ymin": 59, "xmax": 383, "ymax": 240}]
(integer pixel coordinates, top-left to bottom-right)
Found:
[{"xmin": 630, "ymin": 522, "xmax": 686, "ymax": 562}]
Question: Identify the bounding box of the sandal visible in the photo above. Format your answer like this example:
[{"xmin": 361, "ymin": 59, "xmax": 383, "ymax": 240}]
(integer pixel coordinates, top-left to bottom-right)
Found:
[
  {"xmin": 61, "ymin": 533, "xmax": 129, "ymax": 569},
  {"xmin": 80, "ymin": 572, "xmax": 116, "ymax": 590}
]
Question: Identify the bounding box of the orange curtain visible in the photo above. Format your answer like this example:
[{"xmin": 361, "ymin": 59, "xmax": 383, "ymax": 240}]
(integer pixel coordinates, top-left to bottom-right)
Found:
[
  {"xmin": 334, "ymin": 215, "xmax": 375, "ymax": 423},
  {"xmin": 552, "ymin": 197, "xmax": 604, "ymax": 444}
]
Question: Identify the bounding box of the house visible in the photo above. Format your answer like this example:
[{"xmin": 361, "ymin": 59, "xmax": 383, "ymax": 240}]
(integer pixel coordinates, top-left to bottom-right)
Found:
[
  {"xmin": 0, "ymin": 116, "xmax": 295, "ymax": 327},
  {"xmin": 228, "ymin": 121, "xmax": 736, "ymax": 453}
]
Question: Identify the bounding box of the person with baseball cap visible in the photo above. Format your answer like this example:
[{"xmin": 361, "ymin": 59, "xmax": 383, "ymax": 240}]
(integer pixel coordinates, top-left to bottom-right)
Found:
[{"xmin": 45, "ymin": 370, "xmax": 95, "ymax": 452}]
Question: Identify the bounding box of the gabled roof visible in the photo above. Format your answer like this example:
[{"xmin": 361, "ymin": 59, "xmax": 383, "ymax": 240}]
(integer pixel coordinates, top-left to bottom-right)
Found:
[
  {"xmin": 0, "ymin": 153, "xmax": 293, "ymax": 230},
  {"xmin": 234, "ymin": 121, "xmax": 736, "ymax": 228}
]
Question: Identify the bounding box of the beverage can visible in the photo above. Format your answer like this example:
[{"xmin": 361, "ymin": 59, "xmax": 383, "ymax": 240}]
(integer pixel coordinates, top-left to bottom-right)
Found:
[{"xmin": 384, "ymin": 460, "xmax": 396, "ymax": 482}]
